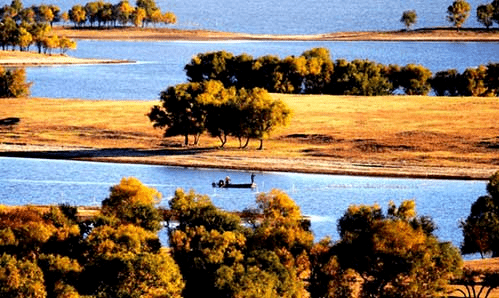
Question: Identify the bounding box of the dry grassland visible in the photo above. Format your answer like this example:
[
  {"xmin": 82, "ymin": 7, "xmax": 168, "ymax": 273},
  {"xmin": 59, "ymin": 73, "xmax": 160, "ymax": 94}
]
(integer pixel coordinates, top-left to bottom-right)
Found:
[{"xmin": 0, "ymin": 95, "xmax": 498, "ymax": 179}]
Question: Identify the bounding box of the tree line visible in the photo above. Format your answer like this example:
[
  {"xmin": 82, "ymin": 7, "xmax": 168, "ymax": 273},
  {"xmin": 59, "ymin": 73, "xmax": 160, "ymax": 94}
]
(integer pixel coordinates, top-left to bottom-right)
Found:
[
  {"xmin": 0, "ymin": 0, "xmax": 76, "ymax": 53},
  {"xmin": 0, "ymin": 176, "xmax": 469, "ymax": 298},
  {"xmin": 185, "ymin": 47, "xmax": 499, "ymax": 97},
  {"xmin": 68, "ymin": 0, "xmax": 176, "ymax": 28},
  {"xmin": 3, "ymin": 172, "xmax": 499, "ymax": 297},
  {"xmin": 149, "ymin": 80, "xmax": 292, "ymax": 149}
]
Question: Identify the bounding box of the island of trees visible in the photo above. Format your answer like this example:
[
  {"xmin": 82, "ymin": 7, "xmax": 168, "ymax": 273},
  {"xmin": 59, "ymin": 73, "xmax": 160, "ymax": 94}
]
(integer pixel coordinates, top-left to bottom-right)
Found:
[{"xmin": 1, "ymin": 172, "xmax": 499, "ymax": 297}]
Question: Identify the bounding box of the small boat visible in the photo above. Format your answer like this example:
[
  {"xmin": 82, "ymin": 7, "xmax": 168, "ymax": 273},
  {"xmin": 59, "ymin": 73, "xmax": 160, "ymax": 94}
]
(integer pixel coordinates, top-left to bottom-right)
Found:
[{"xmin": 212, "ymin": 174, "xmax": 256, "ymax": 189}]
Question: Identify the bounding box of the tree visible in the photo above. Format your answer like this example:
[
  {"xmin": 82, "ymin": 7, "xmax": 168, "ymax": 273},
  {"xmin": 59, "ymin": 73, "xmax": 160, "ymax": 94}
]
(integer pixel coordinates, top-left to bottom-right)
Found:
[
  {"xmin": 0, "ymin": 67, "xmax": 32, "ymax": 98},
  {"xmin": 477, "ymin": 3, "xmax": 494, "ymax": 29},
  {"xmin": 461, "ymin": 171, "xmax": 499, "ymax": 257},
  {"xmin": 184, "ymin": 50, "xmax": 236, "ymax": 87},
  {"xmin": 329, "ymin": 59, "xmax": 393, "ymax": 96},
  {"xmin": 401, "ymin": 10, "xmax": 417, "ymax": 30},
  {"xmin": 430, "ymin": 69, "xmax": 461, "ymax": 96},
  {"xmin": 485, "ymin": 62, "xmax": 499, "ymax": 96},
  {"xmin": 0, "ymin": 253, "xmax": 47, "ymax": 298},
  {"xmin": 149, "ymin": 81, "xmax": 213, "ymax": 146},
  {"xmin": 68, "ymin": 5, "xmax": 86, "ymax": 27},
  {"xmin": 113, "ymin": 0, "xmax": 134, "ymax": 26},
  {"xmin": 447, "ymin": 0, "xmax": 471, "ymax": 29},
  {"xmin": 132, "ymin": 7, "xmax": 146, "ymax": 27},
  {"xmin": 310, "ymin": 201, "xmax": 462, "ymax": 298},
  {"xmin": 300, "ymin": 47, "xmax": 334, "ymax": 94},
  {"xmin": 397, "ymin": 63, "xmax": 432, "ymax": 95},
  {"xmin": 58, "ymin": 36, "xmax": 76, "ymax": 54},
  {"xmin": 101, "ymin": 177, "xmax": 163, "ymax": 232},
  {"xmin": 460, "ymin": 65, "xmax": 491, "ymax": 96},
  {"xmin": 168, "ymin": 188, "xmax": 312, "ymax": 298},
  {"xmin": 236, "ymin": 87, "xmax": 292, "ymax": 149}
]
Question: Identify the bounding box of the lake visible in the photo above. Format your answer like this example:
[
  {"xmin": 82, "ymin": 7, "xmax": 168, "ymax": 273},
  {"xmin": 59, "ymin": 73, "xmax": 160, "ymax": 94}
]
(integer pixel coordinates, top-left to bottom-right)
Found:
[
  {"xmin": 27, "ymin": 40, "xmax": 499, "ymax": 100},
  {"xmin": 0, "ymin": 157, "xmax": 487, "ymax": 257},
  {"xmin": 23, "ymin": 0, "xmax": 492, "ymax": 34}
]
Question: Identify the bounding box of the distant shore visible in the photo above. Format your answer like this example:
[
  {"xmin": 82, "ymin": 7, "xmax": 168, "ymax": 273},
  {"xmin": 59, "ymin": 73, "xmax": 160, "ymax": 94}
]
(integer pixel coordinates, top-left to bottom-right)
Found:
[
  {"xmin": 52, "ymin": 27, "xmax": 499, "ymax": 42},
  {"xmin": 0, "ymin": 50, "xmax": 131, "ymax": 67}
]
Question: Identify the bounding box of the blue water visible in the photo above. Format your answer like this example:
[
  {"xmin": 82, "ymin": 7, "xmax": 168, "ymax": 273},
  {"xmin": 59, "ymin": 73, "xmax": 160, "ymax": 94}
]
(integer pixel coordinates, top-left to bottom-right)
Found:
[
  {"xmin": 0, "ymin": 157, "xmax": 487, "ymax": 253},
  {"xmin": 27, "ymin": 40, "xmax": 499, "ymax": 100},
  {"xmin": 23, "ymin": 0, "xmax": 490, "ymax": 34}
]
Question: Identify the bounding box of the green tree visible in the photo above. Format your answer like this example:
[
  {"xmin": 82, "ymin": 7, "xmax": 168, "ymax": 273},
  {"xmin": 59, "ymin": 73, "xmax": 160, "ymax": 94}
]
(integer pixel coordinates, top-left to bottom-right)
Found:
[
  {"xmin": 84, "ymin": 1, "xmax": 100, "ymax": 27},
  {"xmin": 236, "ymin": 87, "xmax": 292, "ymax": 150},
  {"xmin": 477, "ymin": 3, "xmax": 495, "ymax": 29},
  {"xmin": 447, "ymin": 0, "xmax": 471, "ymax": 29},
  {"xmin": 330, "ymin": 59, "xmax": 393, "ymax": 96},
  {"xmin": 485, "ymin": 62, "xmax": 499, "ymax": 96},
  {"xmin": 401, "ymin": 10, "xmax": 417, "ymax": 30},
  {"xmin": 461, "ymin": 171, "xmax": 499, "ymax": 257},
  {"xmin": 149, "ymin": 81, "xmax": 211, "ymax": 146},
  {"xmin": 184, "ymin": 50, "xmax": 236, "ymax": 87},
  {"xmin": 430, "ymin": 69, "xmax": 461, "ymax": 96},
  {"xmin": 311, "ymin": 201, "xmax": 462, "ymax": 298}
]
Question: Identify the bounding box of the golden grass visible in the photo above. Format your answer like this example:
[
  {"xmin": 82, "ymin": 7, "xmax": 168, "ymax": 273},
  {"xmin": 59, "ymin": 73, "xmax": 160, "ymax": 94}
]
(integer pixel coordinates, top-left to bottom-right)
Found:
[{"xmin": 0, "ymin": 95, "xmax": 498, "ymax": 178}]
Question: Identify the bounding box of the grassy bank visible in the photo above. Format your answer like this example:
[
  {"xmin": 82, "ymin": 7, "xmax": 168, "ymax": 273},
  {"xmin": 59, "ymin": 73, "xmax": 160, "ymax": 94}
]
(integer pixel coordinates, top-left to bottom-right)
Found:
[{"xmin": 0, "ymin": 95, "xmax": 498, "ymax": 179}]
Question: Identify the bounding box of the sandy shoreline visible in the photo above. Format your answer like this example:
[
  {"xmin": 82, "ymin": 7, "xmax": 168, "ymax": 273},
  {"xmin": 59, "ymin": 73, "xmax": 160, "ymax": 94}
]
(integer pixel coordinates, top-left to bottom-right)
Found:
[
  {"xmin": 52, "ymin": 27, "xmax": 499, "ymax": 42},
  {"xmin": 0, "ymin": 51, "xmax": 132, "ymax": 67}
]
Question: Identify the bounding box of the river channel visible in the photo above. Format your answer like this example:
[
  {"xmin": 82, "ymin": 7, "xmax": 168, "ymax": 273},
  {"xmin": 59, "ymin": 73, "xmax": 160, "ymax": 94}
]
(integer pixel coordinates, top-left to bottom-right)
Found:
[{"xmin": 0, "ymin": 157, "xmax": 487, "ymax": 257}]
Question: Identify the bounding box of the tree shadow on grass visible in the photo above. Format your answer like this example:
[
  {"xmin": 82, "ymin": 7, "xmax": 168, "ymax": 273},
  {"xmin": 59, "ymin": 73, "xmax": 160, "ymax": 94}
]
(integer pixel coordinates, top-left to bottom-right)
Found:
[{"xmin": 0, "ymin": 147, "xmax": 217, "ymax": 160}]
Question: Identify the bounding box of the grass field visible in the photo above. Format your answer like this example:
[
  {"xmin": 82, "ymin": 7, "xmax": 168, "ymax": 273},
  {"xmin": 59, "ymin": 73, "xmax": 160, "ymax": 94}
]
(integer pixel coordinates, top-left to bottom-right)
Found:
[{"xmin": 0, "ymin": 95, "xmax": 498, "ymax": 178}]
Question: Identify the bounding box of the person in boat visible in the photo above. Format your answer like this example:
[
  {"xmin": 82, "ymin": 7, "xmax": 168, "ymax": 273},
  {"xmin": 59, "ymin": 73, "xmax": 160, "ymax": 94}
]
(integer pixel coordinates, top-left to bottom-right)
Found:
[{"xmin": 225, "ymin": 176, "xmax": 231, "ymax": 185}]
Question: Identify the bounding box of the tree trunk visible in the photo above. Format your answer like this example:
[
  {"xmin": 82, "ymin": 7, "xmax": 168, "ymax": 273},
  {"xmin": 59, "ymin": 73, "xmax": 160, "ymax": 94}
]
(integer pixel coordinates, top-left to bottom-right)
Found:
[
  {"xmin": 184, "ymin": 134, "xmax": 189, "ymax": 146},
  {"xmin": 218, "ymin": 134, "xmax": 227, "ymax": 148},
  {"xmin": 242, "ymin": 137, "xmax": 250, "ymax": 149},
  {"xmin": 258, "ymin": 139, "xmax": 263, "ymax": 150}
]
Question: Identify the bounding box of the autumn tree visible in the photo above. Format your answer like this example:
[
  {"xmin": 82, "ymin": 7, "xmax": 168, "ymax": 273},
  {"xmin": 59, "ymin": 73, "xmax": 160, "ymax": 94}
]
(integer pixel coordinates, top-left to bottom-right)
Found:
[
  {"xmin": 401, "ymin": 10, "xmax": 417, "ymax": 30},
  {"xmin": 0, "ymin": 67, "xmax": 31, "ymax": 98},
  {"xmin": 397, "ymin": 63, "xmax": 432, "ymax": 95},
  {"xmin": 447, "ymin": 0, "xmax": 471, "ymax": 29},
  {"xmin": 168, "ymin": 188, "xmax": 313, "ymax": 298},
  {"xmin": 477, "ymin": 3, "xmax": 495, "ymax": 29},
  {"xmin": 0, "ymin": 253, "xmax": 47, "ymax": 298},
  {"xmin": 68, "ymin": 5, "xmax": 86, "ymax": 27},
  {"xmin": 309, "ymin": 201, "xmax": 462, "ymax": 298},
  {"xmin": 460, "ymin": 65, "xmax": 491, "ymax": 96},
  {"xmin": 79, "ymin": 177, "xmax": 184, "ymax": 297},
  {"xmin": 101, "ymin": 177, "xmax": 163, "ymax": 232},
  {"xmin": 300, "ymin": 47, "xmax": 334, "ymax": 94}
]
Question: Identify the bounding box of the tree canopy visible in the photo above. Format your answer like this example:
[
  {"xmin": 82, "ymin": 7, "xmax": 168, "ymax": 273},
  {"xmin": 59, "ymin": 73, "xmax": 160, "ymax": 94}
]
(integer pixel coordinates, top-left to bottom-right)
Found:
[
  {"xmin": 447, "ymin": 0, "xmax": 471, "ymax": 29},
  {"xmin": 149, "ymin": 80, "xmax": 292, "ymax": 148},
  {"xmin": 461, "ymin": 171, "xmax": 499, "ymax": 258},
  {"xmin": 401, "ymin": 10, "xmax": 417, "ymax": 30}
]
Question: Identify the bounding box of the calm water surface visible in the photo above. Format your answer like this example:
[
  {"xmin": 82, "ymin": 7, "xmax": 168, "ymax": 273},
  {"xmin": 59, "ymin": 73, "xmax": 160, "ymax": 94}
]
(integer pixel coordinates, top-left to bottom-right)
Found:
[
  {"xmin": 23, "ymin": 0, "xmax": 492, "ymax": 34},
  {"xmin": 0, "ymin": 157, "xmax": 487, "ymax": 254},
  {"xmin": 27, "ymin": 40, "xmax": 499, "ymax": 100}
]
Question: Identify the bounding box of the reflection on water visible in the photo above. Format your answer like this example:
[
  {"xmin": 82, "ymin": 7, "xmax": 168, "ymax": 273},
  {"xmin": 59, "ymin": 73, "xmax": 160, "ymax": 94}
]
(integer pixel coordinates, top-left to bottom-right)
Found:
[{"xmin": 0, "ymin": 157, "xmax": 487, "ymax": 255}]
